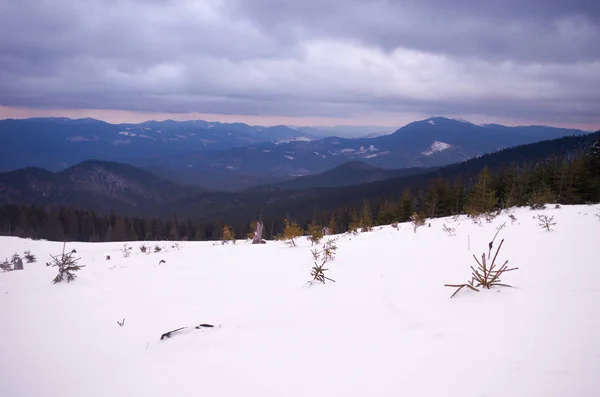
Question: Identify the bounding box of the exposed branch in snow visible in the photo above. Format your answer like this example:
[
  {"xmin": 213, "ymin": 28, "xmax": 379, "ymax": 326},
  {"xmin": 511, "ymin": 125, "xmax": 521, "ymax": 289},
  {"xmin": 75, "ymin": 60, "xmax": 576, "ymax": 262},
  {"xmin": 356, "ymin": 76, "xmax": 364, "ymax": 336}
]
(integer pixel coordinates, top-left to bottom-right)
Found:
[
  {"xmin": 160, "ymin": 324, "xmax": 215, "ymax": 340},
  {"xmin": 442, "ymin": 224, "xmax": 456, "ymax": 237},
  {"xmin": 488, "ymin": 222, "xmax": 506, "ymax": 259}
]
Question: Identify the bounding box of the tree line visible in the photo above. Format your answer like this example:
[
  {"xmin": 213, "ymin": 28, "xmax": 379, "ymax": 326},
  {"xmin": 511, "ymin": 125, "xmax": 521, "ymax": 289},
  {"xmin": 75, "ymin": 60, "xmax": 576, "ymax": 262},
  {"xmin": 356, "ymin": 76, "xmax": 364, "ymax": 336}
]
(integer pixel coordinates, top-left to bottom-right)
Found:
[{"xmin": 1, "ymin": 138, "xmax": 598, "ymax": 243}]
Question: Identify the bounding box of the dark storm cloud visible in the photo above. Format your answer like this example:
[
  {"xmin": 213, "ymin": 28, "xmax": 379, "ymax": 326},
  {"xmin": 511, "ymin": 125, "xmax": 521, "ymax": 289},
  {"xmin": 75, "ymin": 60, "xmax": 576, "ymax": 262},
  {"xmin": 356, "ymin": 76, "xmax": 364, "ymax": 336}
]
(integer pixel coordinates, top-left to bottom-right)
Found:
[
  {"xmin": 0, "ymin": 0, "xmax": 599, "ymax": 126},
  {"xmin": 227, "ymin": 0, "xmax": 600, "ymax": 63}
]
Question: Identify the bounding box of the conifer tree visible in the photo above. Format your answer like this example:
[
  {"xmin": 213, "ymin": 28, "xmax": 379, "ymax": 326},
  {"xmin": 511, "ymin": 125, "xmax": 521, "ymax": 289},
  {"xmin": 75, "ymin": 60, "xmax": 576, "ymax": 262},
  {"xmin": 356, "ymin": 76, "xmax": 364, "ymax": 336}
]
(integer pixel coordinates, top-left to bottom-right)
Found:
[
  {"xmin": 359, "ymin": 200, "xmax": 373, "ymax": 232},
  {"xmin": 281, "ymin": 218, "xmax": 303, "ymax": 247},
  {"xmin": 466, "ymin": 166, "xmax": 497, "ymax": 218}
]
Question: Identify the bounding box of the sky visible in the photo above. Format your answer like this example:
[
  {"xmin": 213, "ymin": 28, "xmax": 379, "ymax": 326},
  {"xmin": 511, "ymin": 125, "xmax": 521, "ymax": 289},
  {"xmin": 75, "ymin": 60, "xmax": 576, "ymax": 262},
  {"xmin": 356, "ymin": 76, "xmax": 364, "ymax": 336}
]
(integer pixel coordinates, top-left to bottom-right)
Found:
[{"xmin": 1, "ymin": 0, "xmax": 599, "ymax": 130}]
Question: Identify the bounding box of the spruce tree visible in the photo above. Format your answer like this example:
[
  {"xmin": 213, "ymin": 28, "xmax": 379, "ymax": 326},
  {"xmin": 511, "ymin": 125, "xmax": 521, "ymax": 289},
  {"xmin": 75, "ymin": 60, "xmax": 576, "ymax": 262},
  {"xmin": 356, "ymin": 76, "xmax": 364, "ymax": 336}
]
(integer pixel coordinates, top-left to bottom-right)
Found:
[{"xmin": 466, "ymin": 166, "xmax": 497, "ymax": 218}]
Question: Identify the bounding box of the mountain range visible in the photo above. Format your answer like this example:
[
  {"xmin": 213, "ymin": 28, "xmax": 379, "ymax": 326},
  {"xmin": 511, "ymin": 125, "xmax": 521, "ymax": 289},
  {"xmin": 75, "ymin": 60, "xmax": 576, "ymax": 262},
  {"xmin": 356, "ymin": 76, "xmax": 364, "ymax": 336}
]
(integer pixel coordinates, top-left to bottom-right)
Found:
[
  {"xmin": 1, "ymin": 131, "xmax": 597, "ymax": 222},
  {"xmin": 0, "ymin": 116, "xmax": 588, "ymax": 191}
]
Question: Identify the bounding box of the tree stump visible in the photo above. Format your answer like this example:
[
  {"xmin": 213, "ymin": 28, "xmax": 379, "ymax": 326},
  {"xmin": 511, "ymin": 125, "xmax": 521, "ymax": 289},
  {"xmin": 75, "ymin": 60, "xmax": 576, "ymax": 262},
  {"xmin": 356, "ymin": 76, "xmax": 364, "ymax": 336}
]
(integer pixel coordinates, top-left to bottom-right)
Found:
[{"xmin": 252, "ymin": 221, "xmax": 264, "ymax": 244}]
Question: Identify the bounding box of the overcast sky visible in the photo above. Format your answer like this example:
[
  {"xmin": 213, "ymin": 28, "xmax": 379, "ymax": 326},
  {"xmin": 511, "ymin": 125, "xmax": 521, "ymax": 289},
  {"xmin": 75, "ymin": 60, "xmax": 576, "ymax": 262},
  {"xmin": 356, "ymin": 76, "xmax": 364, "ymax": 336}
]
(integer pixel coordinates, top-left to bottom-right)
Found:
[{"xmin": 1, "ymin": 0, "xmax": 599, "ymax": 129}]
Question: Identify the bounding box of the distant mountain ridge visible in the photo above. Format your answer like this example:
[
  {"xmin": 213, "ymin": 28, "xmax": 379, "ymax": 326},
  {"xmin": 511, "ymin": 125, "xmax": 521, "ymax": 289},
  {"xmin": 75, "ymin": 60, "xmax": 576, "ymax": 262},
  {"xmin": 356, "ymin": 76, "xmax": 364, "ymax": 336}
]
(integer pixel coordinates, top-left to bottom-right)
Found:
[
  {"xmin": 0, "ymin": 160, "xmax": 202, "ymax": 214},
  {"xmin": 146, "ymin": 117, "xmax": 588, "ymax": 189},
  {"xmin": 0, "ymin": 117, "xmax": 316, "ymax": 172},
  {"xmin": 0, "ymin": 116, "xmax": 590, "ymax": 191}
]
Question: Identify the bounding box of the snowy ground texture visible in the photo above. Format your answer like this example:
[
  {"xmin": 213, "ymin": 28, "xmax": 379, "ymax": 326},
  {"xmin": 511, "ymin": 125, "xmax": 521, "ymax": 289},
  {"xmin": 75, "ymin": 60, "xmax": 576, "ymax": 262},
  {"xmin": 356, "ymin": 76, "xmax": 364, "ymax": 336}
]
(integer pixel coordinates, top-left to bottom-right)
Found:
[{"xmin": 1, "ymin": 205, "xmax": 600, "ymax": 397}]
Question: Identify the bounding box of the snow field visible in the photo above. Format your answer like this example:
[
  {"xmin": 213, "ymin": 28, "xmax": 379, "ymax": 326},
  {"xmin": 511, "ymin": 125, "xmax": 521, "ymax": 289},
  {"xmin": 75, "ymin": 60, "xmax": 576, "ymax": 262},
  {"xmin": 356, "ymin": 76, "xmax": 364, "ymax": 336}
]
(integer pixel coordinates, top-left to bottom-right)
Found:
[{"xmin": 1, "ymin": 205, "xmax": 599, "ymax": 397}]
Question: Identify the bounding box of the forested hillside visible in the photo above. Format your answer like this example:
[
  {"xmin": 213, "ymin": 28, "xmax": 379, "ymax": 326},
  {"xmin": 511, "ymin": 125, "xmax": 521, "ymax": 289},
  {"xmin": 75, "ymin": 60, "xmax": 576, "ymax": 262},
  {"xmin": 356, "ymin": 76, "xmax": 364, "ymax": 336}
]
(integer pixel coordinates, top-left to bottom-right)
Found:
[{"xmin": 0, "ymin": 132, "xmax": 598, "ymax": 242}]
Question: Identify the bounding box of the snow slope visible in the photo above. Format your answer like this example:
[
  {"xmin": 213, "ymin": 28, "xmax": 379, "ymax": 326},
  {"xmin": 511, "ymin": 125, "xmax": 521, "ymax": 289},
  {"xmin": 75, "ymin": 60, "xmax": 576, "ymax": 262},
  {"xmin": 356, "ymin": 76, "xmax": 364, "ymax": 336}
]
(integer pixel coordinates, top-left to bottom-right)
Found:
[{"xmin": 1, "ymin": 205, "xmax": 600, "ymax": 397}]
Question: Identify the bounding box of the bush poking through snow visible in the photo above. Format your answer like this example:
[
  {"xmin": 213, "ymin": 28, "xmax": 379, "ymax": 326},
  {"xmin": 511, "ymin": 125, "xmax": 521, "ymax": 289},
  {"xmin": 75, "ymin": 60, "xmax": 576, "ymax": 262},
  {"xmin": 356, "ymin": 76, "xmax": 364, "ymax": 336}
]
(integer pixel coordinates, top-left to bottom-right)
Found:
[
  {"xmin": 307, "ymin": 222, "xmax": 324, "ymax": 246},
  {"xmin": 410, "ymin": 212, "xmax": 426, "ymax": 233},
  {"xmin": 445, "ymin": 239, "xmax": 518, "ymax": 298},
  {"xmin": 140, "ymin": 244, "xmax": 148, "ymax": 253},
  {"xmin": 121, "ymin": 244, "xmax": 132, "ymax": 258},
  {"xmin": 50, "ymin": 243, "xmax": 85, "ymax": 284},
  {"xmin": 24, "ymin": 250, "xmax": 36, "ymax": 263},
  {"xmin": 442, "ymin": 224, "xmax": 456, "ymax": 236},
  {"xmin": 154, "ymin": 245, "xmax": 162, "ymax": 253},
  {"xmin": 117, "ymin": 318, "xmax": 125, "ymax": 327},
  {"xmin": 509, "ymin": 214, "xmax": 518, "ymax": 224},
  {"xmin": 537, "ymin": 215, "xmax": 557, "ymax": 232}
]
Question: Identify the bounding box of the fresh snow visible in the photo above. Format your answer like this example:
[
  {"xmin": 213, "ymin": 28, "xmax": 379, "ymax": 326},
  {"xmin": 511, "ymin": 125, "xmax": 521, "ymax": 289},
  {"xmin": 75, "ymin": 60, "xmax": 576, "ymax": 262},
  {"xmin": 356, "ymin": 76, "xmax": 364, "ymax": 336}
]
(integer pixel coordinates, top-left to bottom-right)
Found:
[
  {"xmin": 284, "ymin": 155, "xmax": 295, "ymax": 160},
  {"xmin": 423, "ymin": 140, "xmax": 452, "ymax": 156},
  {"xmin": 1, "ymin": 205, "xmax": 600, "ymax": 397},
  {"xmin": 428, "ymin": 119, "xmax": 436, "ymax": 125}
]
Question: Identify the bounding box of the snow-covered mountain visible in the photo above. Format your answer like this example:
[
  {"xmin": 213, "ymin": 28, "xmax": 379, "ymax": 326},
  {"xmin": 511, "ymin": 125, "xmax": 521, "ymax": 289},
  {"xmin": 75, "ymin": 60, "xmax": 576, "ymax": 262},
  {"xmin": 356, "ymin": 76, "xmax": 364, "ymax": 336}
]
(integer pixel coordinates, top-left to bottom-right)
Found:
[
  {"xmin": 1, "ymin": 205, "xmax": 599, "ymax": 397},
  {"xmin": 146, "ymin": 117, "xmax": 588, "ymax": 188}
]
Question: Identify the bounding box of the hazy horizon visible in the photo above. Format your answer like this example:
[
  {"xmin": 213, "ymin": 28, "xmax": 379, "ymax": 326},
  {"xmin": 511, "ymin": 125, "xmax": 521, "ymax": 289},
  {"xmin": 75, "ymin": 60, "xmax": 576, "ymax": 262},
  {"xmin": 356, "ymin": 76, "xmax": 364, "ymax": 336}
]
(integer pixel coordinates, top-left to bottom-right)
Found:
[{"xmin": 1, "ymin": 107, "xmax": 597, "ymax": 133}]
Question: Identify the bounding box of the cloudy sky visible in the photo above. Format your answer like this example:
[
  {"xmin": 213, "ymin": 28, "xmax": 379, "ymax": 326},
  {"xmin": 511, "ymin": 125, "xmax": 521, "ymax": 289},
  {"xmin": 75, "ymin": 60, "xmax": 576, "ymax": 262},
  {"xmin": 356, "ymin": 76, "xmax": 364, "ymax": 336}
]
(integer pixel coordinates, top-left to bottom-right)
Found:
[{"xmin": 1, "ymin": 0, "xmax": 599, "ymax": 129}]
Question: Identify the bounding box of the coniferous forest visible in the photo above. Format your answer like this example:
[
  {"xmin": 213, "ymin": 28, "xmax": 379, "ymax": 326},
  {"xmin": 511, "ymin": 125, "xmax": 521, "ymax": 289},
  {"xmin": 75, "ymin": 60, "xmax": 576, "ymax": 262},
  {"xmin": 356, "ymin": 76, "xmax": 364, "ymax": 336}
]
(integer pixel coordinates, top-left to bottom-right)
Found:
[{"xmin": 1, "ymin": 133, "xmax": 599, "ymax": 243}]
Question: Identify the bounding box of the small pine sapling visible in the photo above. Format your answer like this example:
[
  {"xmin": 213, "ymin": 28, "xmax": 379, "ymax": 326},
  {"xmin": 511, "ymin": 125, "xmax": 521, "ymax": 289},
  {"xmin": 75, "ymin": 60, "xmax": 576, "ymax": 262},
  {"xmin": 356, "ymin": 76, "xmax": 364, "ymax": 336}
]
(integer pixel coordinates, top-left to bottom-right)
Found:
[
  {"xmin": 121, "ymin": 244, "xmax": 132, "ymax": 258},
  {"xmin": 281, "ymin": 218, "xmax": 304, "ymax": 247},
  {"xmin": 24, "ymin": 250, "xmax": 37, "ymax": 263},
  {"xmin": 308, "ymin": 238, "xmax": 339, "ymax": 285},
  {"xmin": 442, "ymin": 224, "xmax": 456, "ymax": 236},
  {"xmin": 322, "ymin": 238, "xmax": 338, "ymax": 262},
  {"xmin": 445, "ymin": 239, "xmax": 518, "ymax": 298},
  {"xmin": 410, "ymin": 212, "xmax": 426, "ymax": 233},
  {"xmin": 0, "ymin": 258, "xmax": 12, "ymax": 272},
  {"xmin": 221, "ymin": 225, "xmax": 236, "ymax": 245},
  {"xmin": 50, "ymin": 243, "xmax": 85, "ymax": 284},
  {"xmin": 537, "ymin": 214, "xmax": 557, "ymax": 232}
]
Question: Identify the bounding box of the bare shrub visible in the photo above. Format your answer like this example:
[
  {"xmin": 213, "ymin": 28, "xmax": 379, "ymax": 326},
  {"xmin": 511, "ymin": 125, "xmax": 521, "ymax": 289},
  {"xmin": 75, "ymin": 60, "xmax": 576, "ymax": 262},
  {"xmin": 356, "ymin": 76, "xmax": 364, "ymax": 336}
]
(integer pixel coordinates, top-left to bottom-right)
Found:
[
  {"xmin": 24, "ymin": 250, "xmax": 37, "ymax": 263},
  {"xmin": 154, "ymin": 245, "xmax": 162, "ymax": 253},
  {"xmin": 442, "ymin": 224, "xmax": 456, "ymax": 237},
  {"xmin": 537, "ymin": 215, "xmax": 557, "ymax": 232},
  {"xmin": 140, "ymin": 244, "xmax": 148, "ymax": 253},
  {"xmin": 391, "ymin": 222, "xmax": 399, "ymax": 230},
  {"xmin": 509, "ymin": 214, "xmax": 518, "ymax": 224},
  {"xmin": 445, "ymin": 239, "xmax": 518, "ymax": 298},
  {"xmin": 50, "ymin": 243, "xmax": 85, "ymax": 284}
]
